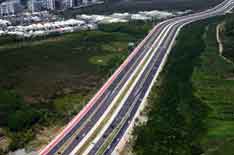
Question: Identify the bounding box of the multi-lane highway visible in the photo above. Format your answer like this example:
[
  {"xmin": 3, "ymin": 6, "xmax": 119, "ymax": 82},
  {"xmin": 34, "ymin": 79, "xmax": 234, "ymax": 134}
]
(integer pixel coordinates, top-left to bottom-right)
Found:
[{"xmin": 39, "ymin": 0, "xmax": 234, "ymax": 154}]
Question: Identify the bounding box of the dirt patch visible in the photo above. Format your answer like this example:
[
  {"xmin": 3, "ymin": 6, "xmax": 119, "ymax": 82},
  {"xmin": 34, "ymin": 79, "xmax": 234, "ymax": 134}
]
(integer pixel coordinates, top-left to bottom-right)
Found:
[
  {"xmin": 28, "ymin": 125, "xmax": 65, "ymax": 151},
  {"xmin": 0, "ymin": 136, "xmax": 10, "ymax": 152}
]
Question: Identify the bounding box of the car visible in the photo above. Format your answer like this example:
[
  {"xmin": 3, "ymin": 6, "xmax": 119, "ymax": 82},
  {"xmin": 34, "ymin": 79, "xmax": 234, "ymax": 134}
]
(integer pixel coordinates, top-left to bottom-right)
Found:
[{"xmin": 110, "ymin": 124, "xmax": 115, "ymax": 129}]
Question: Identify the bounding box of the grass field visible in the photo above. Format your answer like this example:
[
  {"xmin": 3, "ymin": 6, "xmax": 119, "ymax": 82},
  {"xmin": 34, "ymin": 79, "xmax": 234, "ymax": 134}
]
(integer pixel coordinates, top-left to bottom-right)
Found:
[
  {"xmin": 0, "ymin": 31, "xmax": 126, "ymax": 101},
  {"xmin": 0, "ymin": 22, "xmax": 151, "ymax": 103},
  {"xmin": 0, "ymin": 21, "xmax": 153, "ymax": 152},
  {"xmin": 195, "ymin": 15, "xmax": 234, "ymax": 155}
]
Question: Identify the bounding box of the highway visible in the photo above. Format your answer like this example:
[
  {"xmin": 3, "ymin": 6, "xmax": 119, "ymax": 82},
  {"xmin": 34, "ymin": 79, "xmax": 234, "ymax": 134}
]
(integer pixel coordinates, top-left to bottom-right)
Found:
[{"xmin": 39, "ymin": 0, "xmax": 234, "ymax": 155}]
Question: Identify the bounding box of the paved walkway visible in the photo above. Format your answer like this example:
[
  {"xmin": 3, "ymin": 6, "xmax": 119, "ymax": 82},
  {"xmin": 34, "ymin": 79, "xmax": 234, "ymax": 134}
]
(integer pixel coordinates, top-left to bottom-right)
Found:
[{"xmin": 216, "ymin": 23, "xmax": 234, "ymax": 64}]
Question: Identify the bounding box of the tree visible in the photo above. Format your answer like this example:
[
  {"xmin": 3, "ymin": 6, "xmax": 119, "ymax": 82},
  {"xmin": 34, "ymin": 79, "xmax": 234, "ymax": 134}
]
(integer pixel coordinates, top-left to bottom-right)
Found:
[{"xmin": 7, "ymin": 109, "xmax": 41, "ymax": 132}]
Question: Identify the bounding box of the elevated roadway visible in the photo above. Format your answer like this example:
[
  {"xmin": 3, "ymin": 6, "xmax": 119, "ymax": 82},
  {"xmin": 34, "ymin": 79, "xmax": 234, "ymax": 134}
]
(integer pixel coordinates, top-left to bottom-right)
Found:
[{"xmin": 39, "ymin": 0, "xmax": 234, "ymax": 154}]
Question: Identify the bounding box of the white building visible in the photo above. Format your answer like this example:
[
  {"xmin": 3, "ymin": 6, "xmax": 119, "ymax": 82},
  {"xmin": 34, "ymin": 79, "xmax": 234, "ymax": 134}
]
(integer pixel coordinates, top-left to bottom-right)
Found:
[
  {"xmin": 47, "ymin": 0, "xmax": 55, "ymax": 10},
  {"xmin": 0, "ymin": 0, "xmax": 21, "ymax": 16},
  {"xmin": 83, "ymin": 0, "xmax": 97, "ymax": 5},
  {"xmin": 29, "ymin": 0, "xmax": 55, "ymax": 12}
]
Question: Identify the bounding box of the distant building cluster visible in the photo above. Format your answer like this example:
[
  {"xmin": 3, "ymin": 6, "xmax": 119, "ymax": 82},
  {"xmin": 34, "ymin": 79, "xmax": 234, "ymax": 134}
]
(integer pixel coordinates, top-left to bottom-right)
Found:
[
  {"xmin": 0, "ymin": 17, "xmax": 98, "ymax": 37},
  {"xmin": 28, "ymin": 0, "xmax": 100, "ymax": 12},
  {"xmin": 0, "ymin": 10, "xmax": 187, "ymax": 38},
  {"xmin": 0, "ymin": 0, "xmax": 192, "ymax": 39},
  {"xmin": 76, "ymin": 10, "xmax": 176, "ymax": 24},
  {"xmin": 4, "ymin": 19, "xmax": 97, "ymax": 37},
  {"xmin": 0, "ymin": 0, "xmax": 102, "ymax": 16}
]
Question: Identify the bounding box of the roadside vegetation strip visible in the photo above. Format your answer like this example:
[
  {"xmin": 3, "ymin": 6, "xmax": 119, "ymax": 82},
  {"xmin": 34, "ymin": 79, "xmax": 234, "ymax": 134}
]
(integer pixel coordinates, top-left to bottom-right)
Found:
[
  {"xmin": 97, "ymin": 108, "xmax": 129, "ymax": 155},
  {"xmin": 96, "ymin": 64, "xmax": 153, "ymax": 155},
  {"xmin": 192, "ymin": 15, "xmax": 234, "ymax": 154},
  {"xmin": 96, "ymin": 35, "xmax": 166, "ymax": 155},
  {"xmin": 75, "ymin": 63, "xmax": 145, "ymax": 155},
  {"xmin": 133, "ymin": 19, "xmax": 212, "ymax": 155},
  {"xmin": 75, "ymin": 41, "xmax": 160, "ymax": 155}
]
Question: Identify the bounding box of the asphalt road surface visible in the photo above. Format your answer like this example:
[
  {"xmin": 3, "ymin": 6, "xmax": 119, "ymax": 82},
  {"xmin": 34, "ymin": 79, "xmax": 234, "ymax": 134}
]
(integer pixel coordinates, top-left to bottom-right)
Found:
[{"xmin": 39, "ymin": 0, "xmax": 234, "ymax": 154}]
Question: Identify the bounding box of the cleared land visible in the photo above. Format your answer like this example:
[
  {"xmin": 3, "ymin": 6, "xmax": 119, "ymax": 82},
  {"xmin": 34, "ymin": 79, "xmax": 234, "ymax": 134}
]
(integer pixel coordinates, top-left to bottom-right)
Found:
[{"xmin": 133, "ymin": 15, "xmax": 234, "ymax": 155}]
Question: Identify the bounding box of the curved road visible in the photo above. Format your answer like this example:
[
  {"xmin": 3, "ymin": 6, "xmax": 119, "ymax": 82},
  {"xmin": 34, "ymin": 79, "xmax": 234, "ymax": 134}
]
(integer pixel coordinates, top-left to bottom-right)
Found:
[{"xmin": 39, "ymin": 0, "xmax": 234, "ymax": 154}]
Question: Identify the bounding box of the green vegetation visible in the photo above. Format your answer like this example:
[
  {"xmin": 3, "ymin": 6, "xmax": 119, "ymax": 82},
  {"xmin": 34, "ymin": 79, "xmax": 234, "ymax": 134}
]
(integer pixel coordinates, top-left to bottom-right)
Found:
[
  {"xmin": 198, "ymin": 15, "xmax": 234, "ymax": 155},
  {"xmin": 0, "ymin": 89, "xmax": 42, "ymax": 150},
  {"xmin": 133, "ymin": 20, "xmax": 209, "ymax": 155},
  {"xmin": 0, "ymin": 21, "xmax": 152, "ymax": 152},
  {"xmin": 133, "ymin": 15, "xmax": 234, "ymax": 155},
  {"xmin": 0, "ymin": 90, "xmax": 41, "ymax": 132},
  {"xmin": 222, "ymin": 14, "xmax": 234, "ymax": 62}
]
